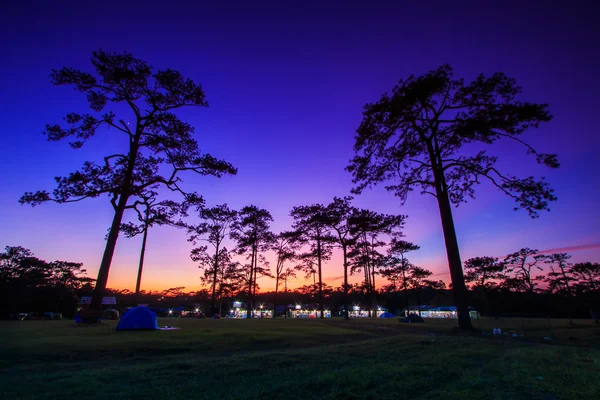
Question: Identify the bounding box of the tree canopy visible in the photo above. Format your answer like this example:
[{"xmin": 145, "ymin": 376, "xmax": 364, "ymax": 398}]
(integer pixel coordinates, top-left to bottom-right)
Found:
[
  {"xmin": 347, "ymin": 64, "xmax": 559, "ymax": 328},
  {"xmin": 19, "ymin": 50, "xmax": 237, "ymax": 307},
  {"xmin": 347, "ymin": 64, "xmax": 558, "ymax": 216}
]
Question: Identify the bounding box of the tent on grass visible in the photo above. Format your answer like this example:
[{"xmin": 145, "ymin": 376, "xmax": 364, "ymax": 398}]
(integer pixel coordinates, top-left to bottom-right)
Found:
[{"xmin": 116, "ymin": 307, "xmax": 158, "ymax": 331}]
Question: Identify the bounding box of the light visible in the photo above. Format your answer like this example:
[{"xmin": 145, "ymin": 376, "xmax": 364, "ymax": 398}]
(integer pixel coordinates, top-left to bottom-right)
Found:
[
  {"xmin": 295, "ymin": 304, "xmax": 301, "ymax": 310},
  {"xmin": 195, "ymin": 308, "xmax": 199, "ymax": 313},
  {"xmin": 260, "ymin": 304, "xmax": 263, "ymax": 309},
  {"xmin": 168, "ymin": 310, "xmax": 173, "ymax": 314}
]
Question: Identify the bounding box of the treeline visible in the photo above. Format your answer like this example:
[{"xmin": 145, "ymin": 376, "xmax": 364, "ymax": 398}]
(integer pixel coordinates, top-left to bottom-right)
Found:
[
  {"xmin": 0, "ymin": 246, "xmax": 94, "ymax": 319},
  {"xmin": 463, "ymin": 250, "xmax": 600, "ymax": 321},
  {"xmin": 3, "ymin": 241, "xmax": 598, "ymax": 321}
]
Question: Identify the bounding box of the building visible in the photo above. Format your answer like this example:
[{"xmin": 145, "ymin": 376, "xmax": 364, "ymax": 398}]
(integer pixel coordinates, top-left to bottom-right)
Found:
[{"xmin": 402, "ymin": 305, "xmax": 479, "ymax": 319}]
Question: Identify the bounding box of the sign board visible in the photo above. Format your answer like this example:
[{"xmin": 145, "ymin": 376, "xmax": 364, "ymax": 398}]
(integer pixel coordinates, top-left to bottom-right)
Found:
[
  {"xmin": 80, "ymin": 296, "xmax": 117, "ymax": 305},
  {"xmin": 233, "ymin": 301, "xmax": 242, "ymax": 308}
]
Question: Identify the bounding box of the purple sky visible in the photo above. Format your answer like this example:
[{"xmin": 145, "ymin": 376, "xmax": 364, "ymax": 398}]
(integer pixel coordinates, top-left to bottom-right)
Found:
[{"xmin": 1, "ymin": 0, "xmax": 599, "ymax": 292}]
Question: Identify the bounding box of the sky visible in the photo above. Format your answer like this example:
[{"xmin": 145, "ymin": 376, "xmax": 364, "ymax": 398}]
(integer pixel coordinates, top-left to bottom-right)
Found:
[{"xmin": 1, "ymin": 0, "xmax": 599, "ymax": 293}]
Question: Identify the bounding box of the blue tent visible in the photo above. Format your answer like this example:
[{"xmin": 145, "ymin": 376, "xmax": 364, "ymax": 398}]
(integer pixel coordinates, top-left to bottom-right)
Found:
[
  {"xmin": 379, "ymin": 312, "xmax": 395, "ymax": 318},
  {"xmin": 116, "ymin": 307, "xmax": 158, "ymax": 331}
]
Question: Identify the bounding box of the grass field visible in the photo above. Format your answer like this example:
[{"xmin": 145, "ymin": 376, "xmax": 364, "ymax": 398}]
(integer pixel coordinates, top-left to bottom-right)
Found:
[{"xmin": 1, "ymin": 317, "xmax": 599, "ymax": 400}]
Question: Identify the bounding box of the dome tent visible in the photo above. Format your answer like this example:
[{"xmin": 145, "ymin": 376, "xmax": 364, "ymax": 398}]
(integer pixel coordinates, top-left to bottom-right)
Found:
[
  {"xmin": 379, "ymin": 312, "xmax": 395, "ymax": 318},
  {"xmin": 402, "ymin": 313, "xmax": 425, "ymax": 323},
  {"xmin": 116, "ymin": 306, "xmax": 158, "ymax": 331}
]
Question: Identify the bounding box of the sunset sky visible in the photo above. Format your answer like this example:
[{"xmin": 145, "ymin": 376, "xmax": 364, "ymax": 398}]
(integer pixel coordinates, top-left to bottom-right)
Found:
[{"xmin": 1, "ymin": 1, "xmax": 599, "ymax": 293}]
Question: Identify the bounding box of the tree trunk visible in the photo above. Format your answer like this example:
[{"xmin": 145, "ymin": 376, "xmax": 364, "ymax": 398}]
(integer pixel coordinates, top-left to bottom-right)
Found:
[
  {"xmin": 364, "ymin": 263, "xmax": 371, "ymax": 317},
  {"xmin": 246, "ymin": 246, "xmax": 255, "ymax": 319},
  {"xmin": 284, "ymin": 276, "xmax": 288, "ymax": 318},
  {"xmin": 252, "ymin": 249, "xmax": 258, "ymax": 314},
  {"xmin": 91, "ymin": 193, "xmax": 130, "ymax": 309},
  {"xmin": 91, "ymin": 134, "xmax": 141, "ymax": 311},
  {"xmin": 393, "ymin": 281, "xmax": 399, "ymax": 316},
  {"xmin": 135, "ymin": 224, "xmax": 149, "ymax": 296},
  {"xmin": 432, "ymin": 170, "xmax": 472, "ymax": 329},
  {"xmin": 402, "ymin": 265, "xmax": 410, "ymax": 317},
  {"xmin": 343, "ymin": 244, "xmax": 349, "ymax": 320},
  {"xmin": 317, "ymin": 236, "xmax": 324, "ymax": 319},
  {"xmin": 372, "ymin": 262, "xmax": 377, "ymax": 318},
  {"xmin": 274, "ymin": 269, "xmax": 279, "ymax": 318},
  {"xmin": 210, "ymin": 242, "xmax": 220, "ymax": 317}
]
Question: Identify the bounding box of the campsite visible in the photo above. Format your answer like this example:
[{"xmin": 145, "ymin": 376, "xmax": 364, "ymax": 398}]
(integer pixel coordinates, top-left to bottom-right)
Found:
[{"xmin": 2, "ymin": 1, "xmax": 600, "ymax": 399}]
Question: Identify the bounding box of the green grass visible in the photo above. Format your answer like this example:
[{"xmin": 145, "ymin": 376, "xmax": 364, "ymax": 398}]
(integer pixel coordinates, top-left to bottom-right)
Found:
[{"xmin": 1, "ymin": 318, "xmax": 599, "ymax": 399}]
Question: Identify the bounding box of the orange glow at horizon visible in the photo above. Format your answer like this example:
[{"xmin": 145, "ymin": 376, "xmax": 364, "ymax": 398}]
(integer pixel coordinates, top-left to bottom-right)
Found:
[{"xmin": 96, "ymin": 242, "xmax": 600, "ymax": 293}]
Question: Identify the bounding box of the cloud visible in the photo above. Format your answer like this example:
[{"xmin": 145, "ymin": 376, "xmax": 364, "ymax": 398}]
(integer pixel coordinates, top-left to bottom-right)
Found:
[{"xmin": 536, "ymin": 243, "xmax": 600, "ymax": 255}]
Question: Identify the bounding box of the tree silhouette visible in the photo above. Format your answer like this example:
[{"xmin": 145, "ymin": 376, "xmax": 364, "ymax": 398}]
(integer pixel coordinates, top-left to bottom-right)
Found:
[
  {"xmin": 282, "ymin": 267, "xmax": 297, "ymax": 294},
  {"xmin": 271, "ymin": 231, "xmax": 300, "ymax": 317},
  {"xmin": 570, "ymin": 262, "xmax": 600, "ymax": 323},
  {"xmin": 0, "ymin": 246, "xmax": 49, "ymax": 316},
  {"xmin": 543, "ymin": 253, "xmax": 575, "ymax": 323},
  {"xmin": 571, "ymin": 262, "xmax": 600, "ymax": 292},
  {"xmin": 46, "ymin": 260, "xmax": 91, "ymax": 291},
  {"xmin": 347, "ymin": 65, "xmax": 558, "ymax": 328},
  {"xmin": 0, "ymin": 246, "xmax": 48, "ymax": 284},
  {"xmin": 280, "ymin": 266, "xmax": 297, "ymax": 317},
  {"xmin": 0, "ymin": 246, "xmax": 90, "ymax": 317},
  {"xmin": 161, "ymin": 286, "xmax": 186, "ymax": 298},
  {"xmin": 46, "ymin": 260, "xmax": 94, "ymax": 315},
  {"xmin": 250, "ymin": 255, "xmax": 272, "ymax": 310},
  {"xmin": 20, "ymin": 51, "xmax": 237, "ymax": 309},
  {"xmin": 543, "ymin": 253, "xmax": 575, "ymax": 296},
  {"xmin": 381, "ymin": 239, "xmax": 420, "ymax": 315},
  {"xmin": 464, "ymin": 256, "xmax": 506, "ymax": 289},
  {"xmin": 464, "ymin": 256, "xmax": 505, "ymax": 316},
  {"xmin": 291, "ymin": 204, "xmax": 335, "ymax": 318},
  {"xmin": 348, "ymin": 209, "xmax": 404, "ymax": 316},
  {"xmin": 322, "ymin": 196, "xmax": 356, "ymax": 319},
  {"xmin": 185, "ymin": 203, "xmax": 238, "ymax": 316},
  {"xmin": 231, "ymin": 205, "xmax": 274, "ymax": 318},
  {"xmin": 408, "ymin": 266, "xmax": 445, "ymax": 316},
  {"xmin": 503, "ymin": 248, "xmax": 545, "ymax": 293},
  {"xmin": 119, "ymin": 189, "xmax": 188, "ymax": 296},
  {"xmin": 214, "ymin": 253, "xmax": 244, "ymax": 312}
]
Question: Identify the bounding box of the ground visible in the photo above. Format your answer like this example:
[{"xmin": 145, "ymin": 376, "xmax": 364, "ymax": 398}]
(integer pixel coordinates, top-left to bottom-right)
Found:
[{"xmin": 1, "ymin": 317, "xmax": 599, "ymax": 400}]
